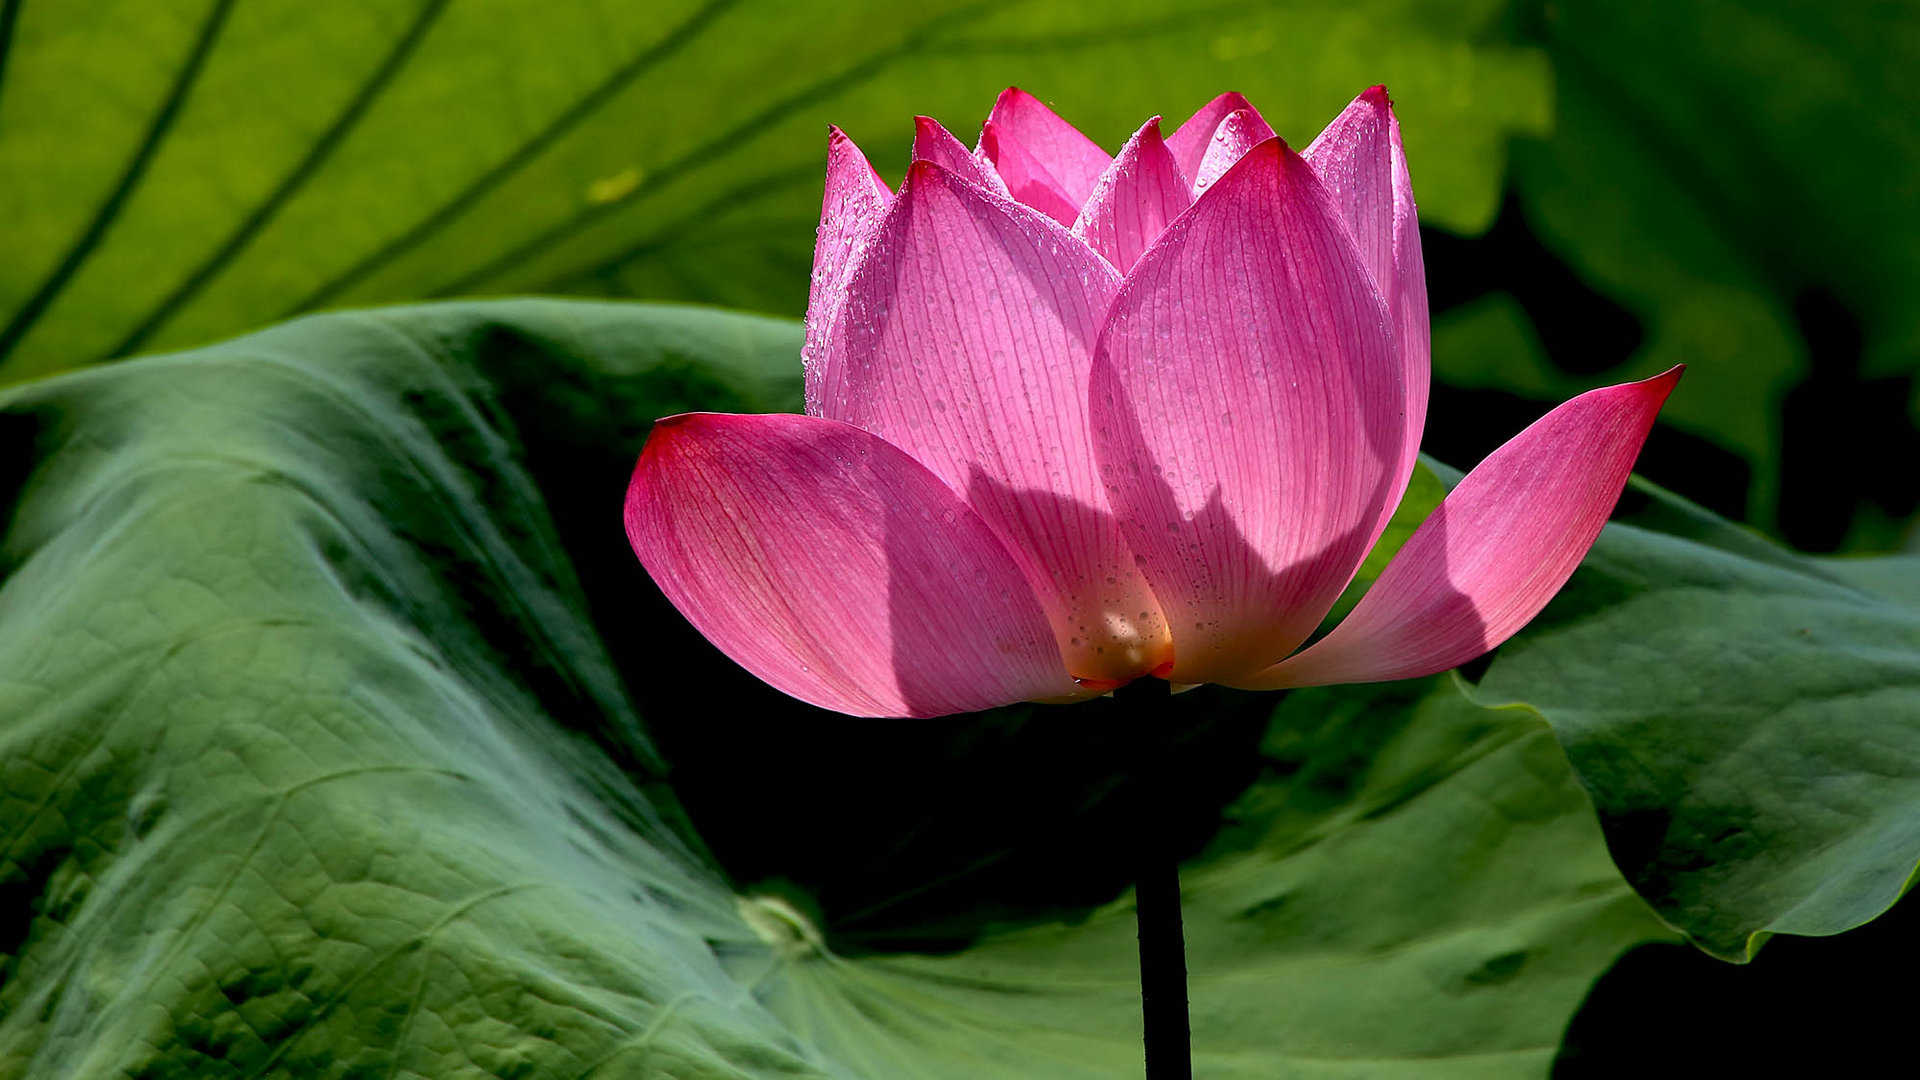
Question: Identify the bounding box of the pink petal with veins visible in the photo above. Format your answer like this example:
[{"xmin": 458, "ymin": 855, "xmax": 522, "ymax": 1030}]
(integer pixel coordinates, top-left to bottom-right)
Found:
[
  {"xmin": 1236, "ymin": 367, "xmax": 1683, "ymax": 689},
  {"xmin": 1166, "ymin": 92, "xmax": 1261, "ymax": 184},
  {"xmin": 816, "ymin": 160, "xmax": 1170, "ymax": 683},
  {"xmin": 1091, "ymin": 138, "xmax": 1400, "ymax": 685},
  {"xmin": 1073, "ymin": 117, "xmax": 1192, "ymax": 273},
  {"xmin": 626, "ymin": 412, "xmax": 1078, "ymax": 717},
  {"xmin": 1190, "ymin": 108, "xmax": 1276, "ymax": 198},
  {"xmin": 980, "ymin": 86, "xmax": 1111, "ymax": 208},
  {"xmin": 802, "ymin": 127, "xmax": 891, "ymax": 414},
  {"xmin": 1304, "ymin": 86, "xmax": 1431, "ymax": 556},
  {"xmin": 978, "ymin": 120, "xmax": 1084, "ymax": 227},
  {"xmin": 912, "ymin": 115, "xmax": 1010, "ymax": 196}
]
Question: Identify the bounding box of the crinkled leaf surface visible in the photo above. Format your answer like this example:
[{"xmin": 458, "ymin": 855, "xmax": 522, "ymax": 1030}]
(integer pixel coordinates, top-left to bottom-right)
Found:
[
  {"xmin": 0, "ymin": 0, "xmax": 1548, "ymax": 384},
  {"xmin": 1461, "ymin": 473, "xmax": 1920, "ymax": 962},
  {"xmin": 0, "ymin": 301, "xmax": 1676, "ymax": 1078}
]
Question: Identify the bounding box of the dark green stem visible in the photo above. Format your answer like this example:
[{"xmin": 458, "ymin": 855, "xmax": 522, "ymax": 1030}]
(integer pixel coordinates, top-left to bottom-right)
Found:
[{"xmin": 1117, "ymin": 676, "xmax": 1191, "ymax": 1080}]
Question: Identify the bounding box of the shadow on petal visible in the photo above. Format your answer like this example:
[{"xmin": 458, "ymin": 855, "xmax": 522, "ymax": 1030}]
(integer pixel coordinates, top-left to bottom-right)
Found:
[
  {"xmin": 1092, "ymin": 362, "xmax": 1475, "ymax": 686},
  {"xmin": 961, "ymin": 466, "xmax": 1173, "ymax": 687}
]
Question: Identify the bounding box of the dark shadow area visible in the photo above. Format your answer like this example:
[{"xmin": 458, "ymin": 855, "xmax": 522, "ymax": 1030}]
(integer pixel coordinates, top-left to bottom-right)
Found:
[
  {"xmin": 1554, "ymin": 889, "xmax": 1918, "ymax": 1076},
  {"xmin": 1420, "ymin": 190, "xmax": 1753, "ymax": 523},
  {"xmin": 0, "ymin": 844, "xmax": 69, "ymax": 989},
  {"xmin": 0, "ymin": 408, "xmax": 42, "ymax": 582},
  {"xmin": 1778, "ymin": 289, "xmax": 1920, "ymax": 551},
  {"xmin": 1422, "ymin": 191, "xmax": 1643, "ymax": 377}
]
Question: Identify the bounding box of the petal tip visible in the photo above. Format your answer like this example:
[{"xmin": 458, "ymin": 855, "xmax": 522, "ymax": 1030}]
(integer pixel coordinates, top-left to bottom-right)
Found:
[
  {"xmin": 902, "ymin": 156, "xmax": 946, "ymax": 188},
  {"xmin": 1362, "ymin": 84, "xmax": 1392, "ymax": 107},
  {"xmin": 1255, "ymin": 134, "xmax": 1305, "ymax": 175},
  {"xmin": 1640, "ymin": 364, "xmax": 1686, "ymax": 402}
]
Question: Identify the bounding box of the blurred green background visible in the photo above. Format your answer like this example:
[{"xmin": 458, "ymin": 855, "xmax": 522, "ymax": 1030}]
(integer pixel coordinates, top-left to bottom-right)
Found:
[{"xmin": 2, "ymin": 0, "xmax": 1914, "ymax": 1072}]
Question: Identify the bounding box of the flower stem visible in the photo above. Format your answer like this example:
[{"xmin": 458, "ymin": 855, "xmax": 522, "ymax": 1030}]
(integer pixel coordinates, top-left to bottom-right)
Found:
[{"xmin": 1117, "ymin": 676, "xmax": 1191, "ymax": 1080}]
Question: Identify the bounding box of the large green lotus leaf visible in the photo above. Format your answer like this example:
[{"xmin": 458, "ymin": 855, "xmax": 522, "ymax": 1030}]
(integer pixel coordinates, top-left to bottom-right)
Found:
[
  {"xmin": 1460, "ymin": 472, "xmax": 1920, "ymax": 961},
  {"xmin": 1496, "ymin": 0, "xmax": 1920, "ymax": 530},
  {"xmin": 0, "ymin": 0, "xmax": 1548, "ymax": 384},
  {"xmin": 0, "ymin": 300, "xmax": 1675, "ymax": 1077}
]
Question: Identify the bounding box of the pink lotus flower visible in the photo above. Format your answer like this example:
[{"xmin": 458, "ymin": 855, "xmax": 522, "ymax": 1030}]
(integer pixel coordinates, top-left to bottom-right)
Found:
[{"xmin": 626, "ymin": 87, "xmax": 1680, "ymax": 718}]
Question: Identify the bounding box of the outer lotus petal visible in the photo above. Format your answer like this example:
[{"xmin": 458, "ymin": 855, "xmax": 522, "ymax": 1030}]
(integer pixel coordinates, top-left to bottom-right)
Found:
[
  {"xmin": 1090, "ymin": 138, "xmax": 1400, "ymax": 685},
  {"xmin": 1236, "ymin": 367, "xmax": 1684, "ymax": 690},
  {"xmin": 815, "ymin": 160, "xmax": 1170, "ymax": 683},
  {"xmin": 1072, "ymin": 117, "xmax": 1192, "ymax": 273},
  {"xmin": 1304, "ymin": 86, "xmax": 1431, "ymax": 553},
  {"xmin": 802, "ymin": 127, "xmax": 891, "ymax": 414},
  {"xmin": 1166, "ymin": 91, "xmax": 1259, "ymax": 185},
  {"xmin": 980, "ymin": 87, "xmax": 1111, "ymax": 208},
  {"xmin": 978, "ymin": 120, "xmax": 1083, "ymax": 227},
  {"xmin": 626, "ymin": 412, "xmax": 1078, "ymax": 717},
  {"xmin": 1190, "ymin": 107, "xmax": 1277, "ymax": 197},
  {"xmin": 912, "ymin": 115, "xmax": 1010, "ymax": 197}
]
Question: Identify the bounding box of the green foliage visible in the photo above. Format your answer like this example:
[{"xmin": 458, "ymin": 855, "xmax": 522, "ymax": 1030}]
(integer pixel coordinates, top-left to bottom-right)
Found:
[
  {"xmin": 1468, "ymin": 476, "xmax": 1920, "ymax": 961},
  {"xmin": 0, "ymin": 0, "xmax": 1548, "ymax": 385},
  {"xmin": 1, "ymin": 301, "xmax": 1672, "ymax": 1077},
  {"xmin": 1487, "ymin": 0, "xmax": 1920, "ymax": 534}
]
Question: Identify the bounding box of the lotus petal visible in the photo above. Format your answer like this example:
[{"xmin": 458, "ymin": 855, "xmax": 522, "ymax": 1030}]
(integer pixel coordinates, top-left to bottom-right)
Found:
[
  {"xmin": 625, "ymin": 411, "xmax": 1078, "ymax": 717},
  {"xmin": 802, "ymin": 127, "xmax": 891, "ymax": 413},
  {"xmin": 1091, "ymin": 138, "xmax": 1400, "ymax": 685},
  {"xmin": 1304, "ymin": 86, "xmax": 1431, "ymax": 554},
  {"xmin": 816, "ymin": 161, "xmax": 1170, "ymax": 682},
  {"xmin": 1237, "ymin": 367, "xmax": 1684, "ymax": 689},
  {"xmin": 912, "ymin": 115, "xmax": 1009, "ymax": 196},
  {"xmin": 1073, "ymin": 117, "xmax": 1192, "ymax": 273},
  {"xmin": 1166, "ymin": 91, "xmax": 1261, "ymax": 186},
  {"xmin": 1190, "ymin": 107, "xmax": 1276, "ymax": 197},
  {"xmin": 980, "ymin": 86, "xmax": 1111, "ymax": 210}
]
